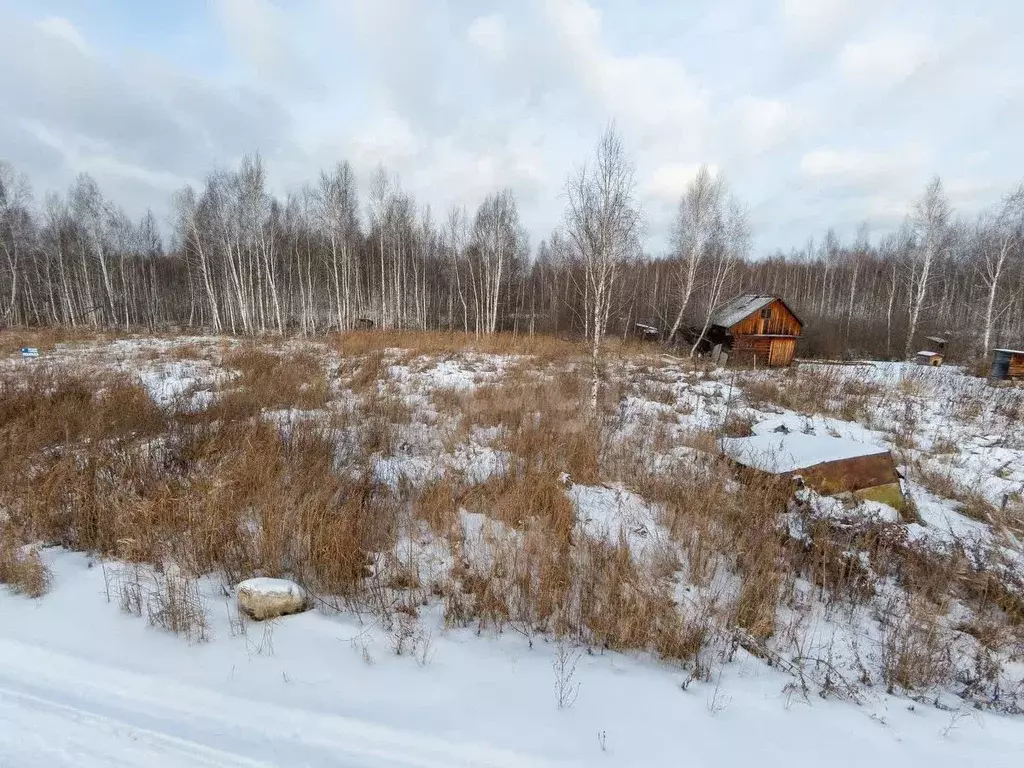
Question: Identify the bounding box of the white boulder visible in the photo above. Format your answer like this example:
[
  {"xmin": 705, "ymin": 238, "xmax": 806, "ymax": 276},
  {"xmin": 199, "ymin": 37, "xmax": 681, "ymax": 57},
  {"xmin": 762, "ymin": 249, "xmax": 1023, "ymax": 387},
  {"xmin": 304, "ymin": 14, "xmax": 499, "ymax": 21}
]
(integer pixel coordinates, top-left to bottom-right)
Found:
[{"xmin": 236, "ymin": 577, "xmax": 309, "ymax": 621}]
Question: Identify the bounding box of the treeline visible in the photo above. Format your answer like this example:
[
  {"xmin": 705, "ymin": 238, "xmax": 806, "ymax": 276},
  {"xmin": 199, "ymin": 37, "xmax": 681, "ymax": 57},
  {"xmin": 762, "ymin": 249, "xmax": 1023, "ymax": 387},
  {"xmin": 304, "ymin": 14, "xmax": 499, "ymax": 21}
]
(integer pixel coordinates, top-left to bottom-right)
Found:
[{"xmin": 1, "ymin": 151, "xmax": 1023, "ymax": 361}]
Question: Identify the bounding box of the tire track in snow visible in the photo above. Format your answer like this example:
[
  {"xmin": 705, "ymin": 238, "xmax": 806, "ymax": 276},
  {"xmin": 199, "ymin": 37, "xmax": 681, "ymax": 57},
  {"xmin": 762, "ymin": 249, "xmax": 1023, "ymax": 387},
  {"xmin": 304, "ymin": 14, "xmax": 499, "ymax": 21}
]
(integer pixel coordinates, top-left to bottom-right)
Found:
[
  {"xmin": 0, "ymin": 685, "xmax": 272, "ymax": 767},
  {"xmin": 0, "ymin": 639, "xmax": 574, "ymax": 768}
]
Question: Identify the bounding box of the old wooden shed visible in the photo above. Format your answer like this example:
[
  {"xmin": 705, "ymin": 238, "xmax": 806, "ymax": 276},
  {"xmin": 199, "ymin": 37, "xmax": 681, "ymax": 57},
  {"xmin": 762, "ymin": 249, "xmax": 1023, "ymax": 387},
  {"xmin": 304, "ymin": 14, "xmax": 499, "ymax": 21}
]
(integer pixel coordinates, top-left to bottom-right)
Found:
[
  {"xmin": 633, "ymin": 323, "xmax": 661, "ymax": 342},
  {"xmin": 721, "ymin": 433, "xmax": 904, "ymax": 508},
  {"xmin": 990, "ymin": 348, "xmax": 1024, "ymax": 380},
  {"xmin": 706, "ymin": 294, "xmax": 803, "ymax": 367}
]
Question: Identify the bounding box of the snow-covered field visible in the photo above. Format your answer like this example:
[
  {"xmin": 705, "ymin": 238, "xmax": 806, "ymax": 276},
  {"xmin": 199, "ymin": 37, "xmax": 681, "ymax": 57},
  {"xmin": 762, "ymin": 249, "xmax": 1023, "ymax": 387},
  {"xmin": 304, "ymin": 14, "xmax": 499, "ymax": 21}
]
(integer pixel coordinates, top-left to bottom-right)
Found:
[{"xmin": 2, "ymin": 334, "xmax": 1024, "ymax": 766}]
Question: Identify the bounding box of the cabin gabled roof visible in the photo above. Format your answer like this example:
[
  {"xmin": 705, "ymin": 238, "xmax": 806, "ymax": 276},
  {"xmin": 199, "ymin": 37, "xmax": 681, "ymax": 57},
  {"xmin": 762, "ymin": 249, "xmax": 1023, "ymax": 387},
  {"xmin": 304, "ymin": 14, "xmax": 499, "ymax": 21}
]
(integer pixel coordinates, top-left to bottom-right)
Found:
[{"xmin": 710, "ymin": 294, "xmax": 803, "ymax": 330}]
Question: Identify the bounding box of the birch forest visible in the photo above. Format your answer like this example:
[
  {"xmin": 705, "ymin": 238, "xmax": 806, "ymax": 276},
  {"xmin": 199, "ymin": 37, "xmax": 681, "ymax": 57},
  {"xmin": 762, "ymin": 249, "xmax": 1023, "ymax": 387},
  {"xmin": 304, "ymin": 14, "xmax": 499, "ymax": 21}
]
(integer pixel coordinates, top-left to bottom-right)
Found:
[{"xmin": 2, "ymin": 151, "xmax": 1024, "ymax": 361}]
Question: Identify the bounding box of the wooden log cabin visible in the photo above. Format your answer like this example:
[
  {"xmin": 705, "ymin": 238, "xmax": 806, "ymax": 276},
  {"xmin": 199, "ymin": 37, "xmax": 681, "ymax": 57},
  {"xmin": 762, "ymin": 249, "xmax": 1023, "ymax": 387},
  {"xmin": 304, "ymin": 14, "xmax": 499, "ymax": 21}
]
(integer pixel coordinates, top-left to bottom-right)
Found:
[
  {"xmin": 706, "ymin": 294, "xmax": 804, "ymax": 367},
  {"xmin": 990, "ymin": 348, "xmax": 1024, "ymax": 380}
]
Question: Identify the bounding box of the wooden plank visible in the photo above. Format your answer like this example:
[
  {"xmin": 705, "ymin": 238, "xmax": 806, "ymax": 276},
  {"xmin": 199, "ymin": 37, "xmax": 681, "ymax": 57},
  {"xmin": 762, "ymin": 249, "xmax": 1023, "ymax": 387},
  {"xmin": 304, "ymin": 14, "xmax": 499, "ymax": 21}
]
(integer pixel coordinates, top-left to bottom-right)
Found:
[
  {"xmin": 732, "ymin": 334, "xmax": 797, "ymax": 367},
  {"xmin": 771, "ymin": 338, "xmax": 796, "ymax": 366},
  {"xmin": 1011, "ymin": 353, "xmax": 1024, "ymax": 379}
]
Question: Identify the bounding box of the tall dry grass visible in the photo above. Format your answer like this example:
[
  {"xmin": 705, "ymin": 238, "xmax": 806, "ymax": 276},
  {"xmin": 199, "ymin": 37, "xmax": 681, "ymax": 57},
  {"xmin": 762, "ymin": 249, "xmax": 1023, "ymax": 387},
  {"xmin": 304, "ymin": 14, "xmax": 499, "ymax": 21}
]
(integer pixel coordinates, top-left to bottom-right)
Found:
[
  {"xmin": 0, "ymin": 361, "xmax": 397, "ymax": 616},
  {"xmin": 1, "ymin": 336, "xmax": 1021, "ymax": 709},
  {"xmin": 331, "ymin": 329, "xmax": 583, "ymax": 362}
]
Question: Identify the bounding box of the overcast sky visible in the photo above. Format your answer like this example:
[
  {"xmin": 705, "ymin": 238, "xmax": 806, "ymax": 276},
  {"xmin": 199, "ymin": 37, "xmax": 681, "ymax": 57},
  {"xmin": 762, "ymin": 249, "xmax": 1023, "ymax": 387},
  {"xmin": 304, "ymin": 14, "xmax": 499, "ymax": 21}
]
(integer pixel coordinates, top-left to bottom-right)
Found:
[{"xmin": 1, "ymin": 0, "xmax": 1021, "ymax": 254}]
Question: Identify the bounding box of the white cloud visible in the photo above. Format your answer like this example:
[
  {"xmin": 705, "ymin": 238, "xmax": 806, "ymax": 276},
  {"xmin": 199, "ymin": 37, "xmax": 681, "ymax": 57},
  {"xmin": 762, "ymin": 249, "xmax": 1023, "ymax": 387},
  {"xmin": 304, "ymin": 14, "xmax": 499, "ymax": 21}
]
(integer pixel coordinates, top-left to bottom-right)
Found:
[
  {"xmin": 839, "ymin": 31, "xmax": 935, "ymax": 88},
  {"xmin": 212, "ymin": 0, "xmax": 315, "ymax": 94},
  {"xmin": 37, "ymin": 16, "xmax": 90, "ymax": 56},
  {"xmin": 0, "ymin": 13, "xmax": 291, "ymax": 221},
  {"xmin": 346, "ymin": 110, "xmax": 421, "ymax": 164},
  {"xmin": 3, "ymin": 0, "xmax": 1023, "ymax": 254},
  {"xmin": 25, "ymin": 120, "xmax": 193, "ymax": 192},
  {"xmin": 644, "ymin": 162, "xmax": 719, "ymax": 201},
  {"xmin": 541, "ymin": 0, "xmax": 708, "ymax": 149},
  {"xmin": 800, "ymin": 145, "xmax": 929, "ymax": 184},
  {"xmin": 780, "ymin": 0, "xmax": 860, "ymax": 45},
  {"xmin": 734, "ymin": 97, "xmax": 800, "ymax": 153},
  {"xmin": 467, "ymin": 14, "xmax": 507, "ymax": 60},
  {"xmin": 801, "ymin": 148, "xmax": 868, "ymax": 177}
]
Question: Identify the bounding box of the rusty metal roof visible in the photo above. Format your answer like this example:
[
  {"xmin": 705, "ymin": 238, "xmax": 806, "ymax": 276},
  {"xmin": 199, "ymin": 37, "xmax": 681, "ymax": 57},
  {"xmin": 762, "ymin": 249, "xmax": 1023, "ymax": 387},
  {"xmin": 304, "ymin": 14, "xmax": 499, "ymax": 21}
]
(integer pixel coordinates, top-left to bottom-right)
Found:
[{"xmin": 720, "ymin": 434, "xmax": 889, "ymax": 474}]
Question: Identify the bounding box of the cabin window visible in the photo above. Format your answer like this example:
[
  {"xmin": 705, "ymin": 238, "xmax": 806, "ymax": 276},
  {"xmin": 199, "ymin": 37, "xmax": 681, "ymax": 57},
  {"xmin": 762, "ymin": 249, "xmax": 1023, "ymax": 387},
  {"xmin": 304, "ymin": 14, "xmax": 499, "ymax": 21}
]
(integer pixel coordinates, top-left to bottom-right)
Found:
[{"xmin": 760, "ymin": 307, "xmax": 771, "ymax": 319}]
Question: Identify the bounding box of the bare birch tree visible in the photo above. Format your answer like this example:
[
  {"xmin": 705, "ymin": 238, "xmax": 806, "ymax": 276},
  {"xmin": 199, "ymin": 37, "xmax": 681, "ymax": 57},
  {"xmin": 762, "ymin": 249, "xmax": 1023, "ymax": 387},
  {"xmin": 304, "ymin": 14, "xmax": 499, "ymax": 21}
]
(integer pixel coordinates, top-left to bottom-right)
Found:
[
  {"xmin": 904, "ymin": 177, "xmax": 951, "ymax": 357},
  {"xmin": 4, "ymin": 154, "xmax": 1024, "ymax": 358},
  {"xmin": 690, "ymin": 198, "xmax": 750, "ymax": 357},
  {"xmin": 0, "ymin": 163, "xmax": 32, "ymax": 323},
  {"xmin": 473, "ymin": 190, "xmax": 523, "ymax": 335},
  {"xmin": 563, "ymin": 125, "xmax": 642, "ymax": 405},
  {"xmin": 668, "ymin": 165, "xmax": 724, "ymax": 340},
  {"xmin": 446, "ymin": 206, "xmax": 470, "ymax": 333},
  {"xmin": 316, "ymin": 162, "xmax": 360, "ymax": 330},
  {"xmin": 174, "ymin": 185, "xmax": 222, "ymax": 332},
  {"xmin": 978, "ymin": 184, "xmax": 1023, "ymax": 353}
]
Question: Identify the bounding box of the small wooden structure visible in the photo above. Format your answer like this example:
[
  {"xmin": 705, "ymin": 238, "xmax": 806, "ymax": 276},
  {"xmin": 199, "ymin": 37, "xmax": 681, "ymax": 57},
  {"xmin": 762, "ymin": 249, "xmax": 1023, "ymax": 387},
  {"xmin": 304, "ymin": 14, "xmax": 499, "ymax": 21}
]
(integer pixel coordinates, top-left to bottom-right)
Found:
[
  {"xmin": 721, "ymin": 433, "xmax": 904, "ymax": 508},
  {"xmin": 915, "ymin": 350, "xmax": 944, "ymax": 367},
  {"xmin": 990, "ymin": 348, "xmax": 1024, "ymax": 380},
  {"xmin": 634, "ymin": 323, "xmax": 660, "ymax": 342},
  {"xmin": 913, "ymin": 336, "xmax": 947, "ymax": 366},
  {"xmin": 705, "ymin": 294, "xmax": 803, "ymax": 367}
]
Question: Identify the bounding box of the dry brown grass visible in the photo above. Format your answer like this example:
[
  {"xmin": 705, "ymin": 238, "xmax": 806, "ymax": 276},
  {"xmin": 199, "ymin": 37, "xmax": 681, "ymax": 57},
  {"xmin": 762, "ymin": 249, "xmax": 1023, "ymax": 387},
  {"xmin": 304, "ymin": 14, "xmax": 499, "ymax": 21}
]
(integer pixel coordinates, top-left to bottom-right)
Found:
[
  {"xmin": 741, "ymin": 366, "xmax": 883, "ymax": 422},
  {"xmin": 112, "ymin": 564, "xmax": 209, "ymax": 643},
  {"xmin": 911, "ymin": 464, "xmax": 998, "ymax": 524},
  {"xmin": 0, "ymin": 535, "xmax": 51, "ymax": 598},
  {"xmin": 462, "ymin": 363, "xmax": 602, "ymax": 485},
  {"xmin": 442, "ymin": 482, "xmax": 705, "ymax": 661},
  {"xmin": 0, "ymin": 368, "xmax": 165, "ymax": 454},
  {"xmin": 0, "ymin": 327, "xmax": 109, "ymax": 355},
  {"xmin": 166, "ymin": 342, "xmax": 209, "ymax": 361},
  {"xmin": 337, "ymin": 347, "xmax": 389, "ymax": 391},
  {"xmin": 880, "ymin": 596, "xmax": 953, "ymax": 693},
  {"xmin": 463, "ymin": 471, "xmax": 576, "ymax": 543},
  {"xmin": 0, "ymin": 328, "xmax": 212, "ymax": 359},
  {"xmin": 2, "ymin": 333, "xmax": 1021, "ymax": 706},
  {"xmin": 0, "ymin": 359, "xmax": 399, "ymax": 614},
  {"xmin": 331, "ymin": 329, "xmax": 583, "ymax": 362},
  {"xmin": 220, "ymin": 346, "xmax": 329, "ymax": 410},
  {"xmin": 413, "ymin": 478, "xmax": 460, "ymax": 536}
]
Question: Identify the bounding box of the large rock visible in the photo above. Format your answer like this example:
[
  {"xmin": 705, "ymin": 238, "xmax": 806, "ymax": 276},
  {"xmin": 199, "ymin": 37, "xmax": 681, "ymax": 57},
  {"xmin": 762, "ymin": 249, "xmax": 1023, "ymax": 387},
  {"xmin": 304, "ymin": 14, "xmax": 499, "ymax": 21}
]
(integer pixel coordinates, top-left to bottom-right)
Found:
[{"xmin": 236, "ymin": 577, "xmax": 309, "ymax": 621}]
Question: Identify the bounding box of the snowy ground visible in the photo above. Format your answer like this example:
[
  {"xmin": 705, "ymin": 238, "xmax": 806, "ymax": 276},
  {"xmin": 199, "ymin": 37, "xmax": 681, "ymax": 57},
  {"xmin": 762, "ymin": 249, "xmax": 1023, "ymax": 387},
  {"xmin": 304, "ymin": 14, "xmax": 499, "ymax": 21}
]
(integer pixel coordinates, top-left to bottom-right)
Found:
[
  {"xmin": 3, "ymin": 549, "xmax": 1023, "ymax": 767},
  {"xmin": 2, "ymin": 336, "xmax": 1024, "ymax": 766}
]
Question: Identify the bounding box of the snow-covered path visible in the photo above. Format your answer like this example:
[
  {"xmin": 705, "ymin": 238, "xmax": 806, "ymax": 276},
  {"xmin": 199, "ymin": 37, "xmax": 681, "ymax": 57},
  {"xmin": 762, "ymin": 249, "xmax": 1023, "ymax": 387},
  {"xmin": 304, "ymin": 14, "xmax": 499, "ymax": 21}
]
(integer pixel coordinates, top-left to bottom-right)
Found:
[{"xmin": 0, "ymin": 638, "xmax": 558, "ymax": 768}]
